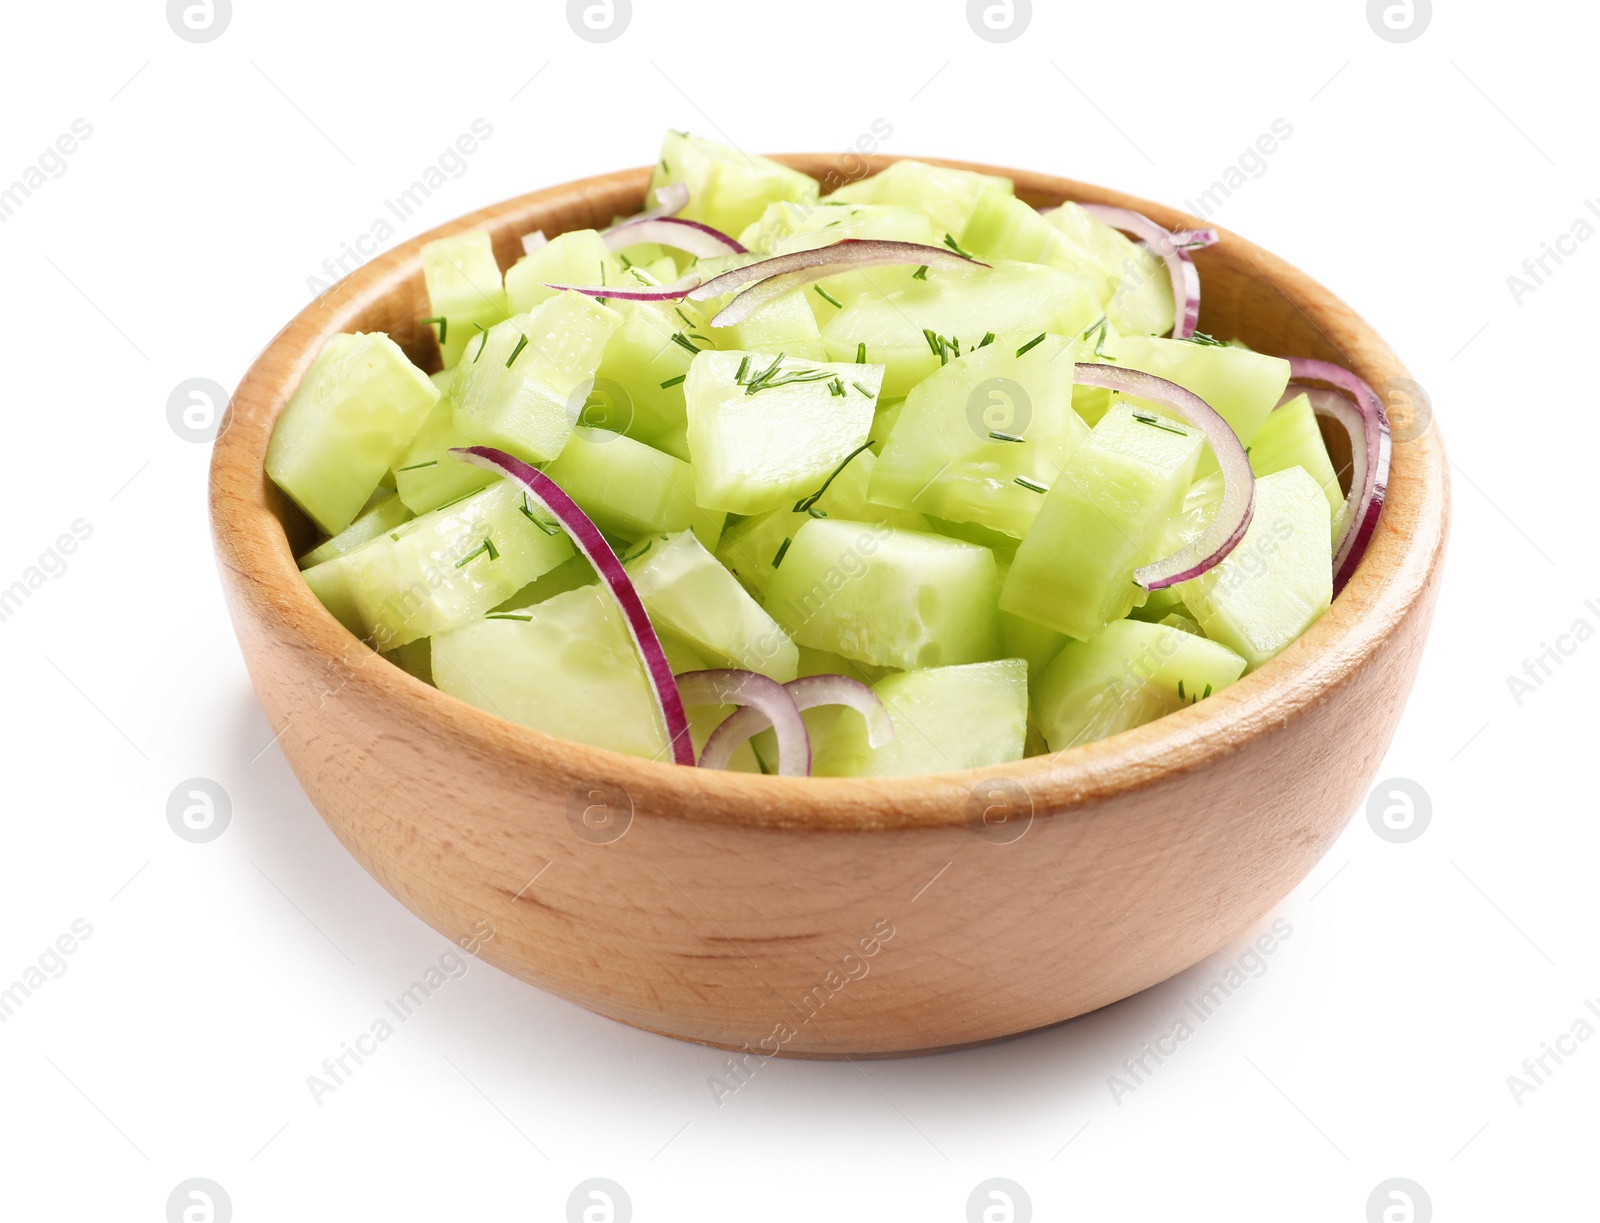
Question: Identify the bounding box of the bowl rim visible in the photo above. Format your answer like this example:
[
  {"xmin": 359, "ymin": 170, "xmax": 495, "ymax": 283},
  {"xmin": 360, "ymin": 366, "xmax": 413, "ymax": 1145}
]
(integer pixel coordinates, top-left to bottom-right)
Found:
[{"xmin": 209, "ymin": 152, "xmax": 1449, "ymax": 833}]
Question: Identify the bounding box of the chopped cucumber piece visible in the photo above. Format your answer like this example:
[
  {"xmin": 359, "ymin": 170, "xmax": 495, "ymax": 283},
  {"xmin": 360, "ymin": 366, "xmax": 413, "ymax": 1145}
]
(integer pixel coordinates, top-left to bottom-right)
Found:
[
  {"xmin": 649, "ymin": 130, "xmax": 820, "ymax": 239},
  {"xmin": 544, "ymin": 426, "xmax": 724, "ymax": 550},
  {"xmin": 503, "ymin": 229, "xmax": 624, "ymax": 315},
  {"xmin": 1176, "ymin": 467, "xmax": 1333, "ymax": 669},
  {"xmin": 869, "ymin": 332, "xmax": 1090, "ymax": 538},
  {"xmin": 1032, "ymin": 619, "xmax": 1247, "ymax": 751},
  {"xmin": 297, "ymin": 492, "xmax": 412, "ymax": 569},
  {"xmin": 451, "ymin": 291, "xmax": 620, "ymax": 464},
  {"xmin": 716, "ymin": 447, "xmax": 928, "ymax": 598},
  {"xmin": 326, "ymin": 479, "xmax": 574, "ymax": 648},
  {"xmin": 708, "ymin": 290, "xmax": 828, "ymax": 360},
  {"xmin": 1110, "ymin": 334, "xmax": 1290, "ymax": 469},
  {"xmin": 432, "ymin": 585, "xmax": 669, "ymax": 760},
  {"xmin": 1043, "ymin": 203, "xmax": 1173, "ymax": 338},
  {"xmin": 596, "ymin": 297, "xmax": 705, "ymax": 443},
  {"xmin": 1000, "ymin": 400, "xmax": 1204, "ymax": 641},
  {"xmin": 421, "ymin": 231, "xmax": 508, "ymax": 368},
  {"xmin": 814, "ymin": 659, "xmax": 1028, "ymax": 777},
  {"xmin": 266, "ymin": 332, "xmax": 440, "ymax": 535},
  {"xmin": 685, "ymin": 349, "xmax": 881, "ymax": 515},
  {"xmin": 625, "ymin": 529, "xmax": 798, "ymax": 681},
  {"xmin": 1248, "ymin": 392, "xmax": 1345, "ymax": 535},
  {"xmin": 393, "ymin": 393, "xmax": 495, "ymax": 514},
  {"xmin": 766, "ymin": 518, "xmax": 1001, "ymax": 670},
  {"xmin": 491, "ymin": 554, "xmax": 598, "ymax": 612},
  {"xmin": 820, "ymin": 260, "xmax": 1102, "ymax": 398},
  {"xmin": 827, "ymin": 159, "xmax": 1014, "ymax": 239}
]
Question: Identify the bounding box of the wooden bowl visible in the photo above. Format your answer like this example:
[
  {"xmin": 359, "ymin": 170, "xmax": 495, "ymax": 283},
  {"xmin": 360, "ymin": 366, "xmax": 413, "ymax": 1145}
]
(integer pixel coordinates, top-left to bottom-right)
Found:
[{"xmin": 210, "ymin": 154, "xmax": 1448, "ymax": 1057}]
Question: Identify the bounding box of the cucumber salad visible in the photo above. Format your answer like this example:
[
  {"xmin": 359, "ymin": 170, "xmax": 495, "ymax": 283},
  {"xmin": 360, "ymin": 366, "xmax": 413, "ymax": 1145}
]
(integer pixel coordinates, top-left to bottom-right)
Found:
[{"xmin": 269, "ymin": 131, "xmax": 1391, "ymax": 778}]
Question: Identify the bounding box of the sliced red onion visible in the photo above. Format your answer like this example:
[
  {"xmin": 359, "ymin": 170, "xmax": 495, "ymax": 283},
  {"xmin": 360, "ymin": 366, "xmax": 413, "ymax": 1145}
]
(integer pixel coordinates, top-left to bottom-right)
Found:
[
  {"xmin": 520, "ymin": 230, "xmax": 548, "ymax": 256},
  {"xmin": 451, "ymin": 446, "xmax": 695, "ymax": 766},
  {"xmin": 615, "ymin": 181, "xmax": 691, "ymax": 228},
  {"xmin": 1073, "ymin": 363, "xmax": 1254, "ymax": 589},
  {"xmin": 540, "ymin": 273, "xmax": 703, "ymax": 303},
  {"xmin": 676, "ymin": 669, "xmax": 811, "ymax": 777},
  {"xmin": 699, "ymin": 674, "xmax": 893, "ymax": 773},
  {"xmin": 1078, "ymin": 203, "xmax": 1207, "ymax": 339},
  {"xmin": 687, "ymin": 239, "xmax": 988, "ymax": 328},
  {"xmin": 603, "ymin": 216, "xmax": 746, "ymax": 257},
  {"xmin": 1283, "ymin": 359, "xmax": 1392, "ymax": 594}
]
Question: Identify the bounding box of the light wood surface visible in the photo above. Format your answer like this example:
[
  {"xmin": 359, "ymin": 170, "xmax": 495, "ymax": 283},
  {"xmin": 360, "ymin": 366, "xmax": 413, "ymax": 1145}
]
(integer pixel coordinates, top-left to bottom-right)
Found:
[{"xmin": 209, "ymin": 154, "xmax": 1449, "ymax": 1057}]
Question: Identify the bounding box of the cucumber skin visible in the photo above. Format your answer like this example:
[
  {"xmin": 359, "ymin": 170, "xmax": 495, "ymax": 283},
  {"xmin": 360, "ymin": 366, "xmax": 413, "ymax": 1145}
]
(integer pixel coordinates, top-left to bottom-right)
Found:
[
  {"xmin": 298, "ymin": 493, "xmax": 413, "ymax": 570},
  {"xmin": 266, "ymin": 332, "xmax": 441, "ymax": 536}
]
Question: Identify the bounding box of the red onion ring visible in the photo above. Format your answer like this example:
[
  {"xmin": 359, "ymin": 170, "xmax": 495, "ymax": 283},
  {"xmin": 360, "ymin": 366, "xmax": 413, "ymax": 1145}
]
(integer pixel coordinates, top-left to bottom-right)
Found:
[
  {"xmin": 540, "ymin": 274, "xmax": 703, "ymax": 303},
  {"xmin": 676, "ymin": 669, "xmax": 811, "ymax": 777},
  {"xmin": 699, "ymin": 674, "xmax": 893, "ymax": 773},
  {"xmin": 1283, "ymin": 359, "xmax": 1392, "ymax": 595},
  {"xmin": 452, "ymin": 446, "xmax": 695, "ymax": 766},
  {"xmin": 603, "ymin": 216, "xmax": 746, "ymax": 257},
  {"xmin": 686, "ymin": 239, "xmax": 988, "ymax": 327},
  {"xmin": 1077, "ymin": 203, "xmax": 1209, "ymax": 339},
  {"xmin": 1073, "ymin": 363, "xmax": 1254, "ymax": 589}
]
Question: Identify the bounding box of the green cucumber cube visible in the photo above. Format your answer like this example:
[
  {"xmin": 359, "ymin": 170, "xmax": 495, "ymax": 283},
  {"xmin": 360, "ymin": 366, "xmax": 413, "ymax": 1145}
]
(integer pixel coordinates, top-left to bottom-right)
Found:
[
  {"xmin": 1110, "ymin": 335, "xmax": 1290, "ymax": 468},
  {"xmin": 625, "ymin": 529, "xmax": 798, "ymax": 681},
  {"xmin": 393, "ymin": 393, "xmax": 495, "ymax": 514},
  {"xmin": 766, "ymin": 519, "xmax": 1001, "ymax": 670},
  {"xmin": 266, "ymin": 332, "xmax": 440, "ymax": 535},
  {"xmin": 1000, "ymin": 400, "xmax": 1204, "ymax": 640},
  {"xmin": 543, "ymin": 427, "xmax": 724, "ymax": 549},
  {"xmin": 432, "ymin": 585, "xmax": 670, "ymax": 760},
  {"xmin": 333, "ymin": 479, "xmax": 574, "ymax": 647},
  {"xmin": 716, "ymin": 447, "xmax": 928, "ymax": 598},
  {"xmin": 685, "ymin": 349, "xmax": 881, "ymax": 515},
  {"xmin": 1175, "ymin": 467, "xmax": 1333, "ymax": 669},
  {"xmin": 1032, "ymin": 619, "xmax": 1247, "ymax": 751},
  {"xmin": 595, "ymin": 297, "xmax": 706, "ymax": 443},
  {"xmin": 825, "ymin": 159, "xmax": 1014, "ymax": 239},
  {"xmin": 708, "ymin": 291, "xmax": 828, "ymax": 360},
  {"xmin": 1043, "ymin": 203, "xmax": 1173, "ymax": 337},
  {"xmin": 820, "ymin": 260, "xmax": 1102, "ymax": 398},
  {"xmin": 1248, "ymin": 392, "xmax": 1346, "ymax": 537},
  {"xmin": 421, "ymin": 231, "xmax": 508, "ymax": 368},
  {"xmin": 649, "ymin": 130, "xmax": 820, "ymax": 238},
  {"xmin": 451, "ymin": 292, "xmax": 620, "ymax": 464},
  {"xmin": 869, "ymin": 332, "xmax": 1089, "ymax": 538},
  {"xmin": 297, "ymin": 492, "xmax": 412, "ymax": 569},
  {"xmin": 503, "ymin": 229, "xmax": 624, "ymax": 315},
  {"xmin": 814, "ymin": 659, "xmax": 1028, "ymax": 777}
]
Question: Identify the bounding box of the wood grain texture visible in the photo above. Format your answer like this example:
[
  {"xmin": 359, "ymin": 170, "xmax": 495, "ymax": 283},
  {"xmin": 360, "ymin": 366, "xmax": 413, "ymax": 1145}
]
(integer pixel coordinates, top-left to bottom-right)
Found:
[{"xmin": 209, "ymin": 154, "xmax": 1450, "ymax": 1057}]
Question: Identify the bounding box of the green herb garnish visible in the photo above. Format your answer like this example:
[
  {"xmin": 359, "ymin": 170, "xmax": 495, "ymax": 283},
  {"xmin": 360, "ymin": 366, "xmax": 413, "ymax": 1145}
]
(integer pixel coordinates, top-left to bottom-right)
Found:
[
  {"xmin": 455, "ymin": 537, "xmax": 500, "ymax": 568},
  {"xmin": 660, "ymin": 374, "xmax": 687, "ymax": 389},
  {"xmin": 670, "ymin": 332, "xmax": 702, "ymax": 356},
  {"xmin": 793, "ymin": 440, "xmax": 875, "ymax": 513},
  {"xmin": 855, "ymin": 342, "xmax": 867, "ymax": 364},
  {"xmin": 1185, "ymin": 331, "xmax": 1227, "ymax": 347},
  {"xmin": 396, "ymin": 460, "xmax": 438, "ymax": 471},
  {"xmin": 421, "ymin": 316, "xmax": 447, "ymax": 344},
  {"xmin": 772, "ymin": 537, "xmax": 793, "ymax": 568},
  {"xmin": 1013, "ymin": 475, "xmax": 1049, "ymax": 494},
  {"xmin": 1015, "ymin": 333, "xmax": 1047, "ymax": 358},
  {"xmin": 988, "ymin": 431, "xmax": 1024, "ymax": 444},
  {"xmin": 977, "ymin": 331, "xmax": 997, "ymax": 349},
  {"xmin": 505, "ymin": 334, "xmax": 529, "ymax": 368},
  {"xmin": 814, "ymin": 284, "xmax": 844, "ymax": 309},
  {"xmin": 943, "ymin": 233, "xmax": 976, "ymax": 260},
  {"xmin": 1131, "ymin": 408, "xmax": 1189, "ymax": 436},
  {"xmin": 912, "ymin": 265, "xmax": 929, "ymax": 280}
]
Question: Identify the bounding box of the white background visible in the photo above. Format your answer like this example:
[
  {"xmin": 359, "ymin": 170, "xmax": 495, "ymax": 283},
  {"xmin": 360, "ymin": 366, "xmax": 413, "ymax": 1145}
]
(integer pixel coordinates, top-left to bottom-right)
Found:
[{"xmin": 1, "ymin": 1, "xmax": 1594, "ymax": 1219}]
